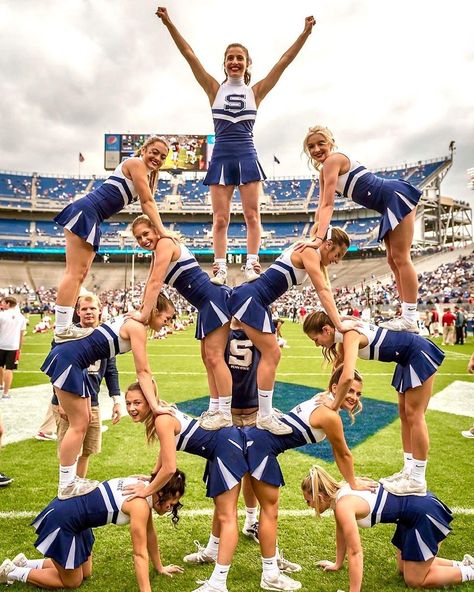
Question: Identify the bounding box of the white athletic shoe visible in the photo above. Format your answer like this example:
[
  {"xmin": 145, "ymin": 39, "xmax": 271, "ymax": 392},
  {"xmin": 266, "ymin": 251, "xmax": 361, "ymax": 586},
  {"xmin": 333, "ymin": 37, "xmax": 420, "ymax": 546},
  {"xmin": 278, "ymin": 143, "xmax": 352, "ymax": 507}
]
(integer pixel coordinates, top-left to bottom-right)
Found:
[
  {"xmin": 54, "ymin": 324, "xmax": 94, "ymax": 343},
  {"xmin": 278, "ymin": 551, "xmax": 302, "ymax": 574},
  {"xmin": 12, "ymin": 553, "xmax": 28, "ymax": 567},
  {"xmin": 192, "ymin": 579, "xmax": 228, "ymax": 592},
  {"xmin": 199, "ymin": 410, "xmax": 233, "ymax": 430},
  {"xmin": 58, "ymin": 476, "xmax": 100, "ymax": 500},
  {"xmin": 0, "ymin": 559, "xmax": 15, "ymax": 585},
  {"xmin": 242, "ymin": 521, "xmax": 259, "ymax": 543},
  {"xmin": 383, "ymin": 476, "xmax": 427, "ymax": 496},
  {"xmin": 461, "ymin": 427, "xmax": 474, "ymax": 438},
  {"xmin": 210, "ymin": 268, "xmax": 228, "ymax": 286},
  {"xmin": 260, "ymin": 571, "xmax": 302, "ymax": 591},
  {"xmin": 257, "ymin": 411, "xmax": 292, "ymax": 435},
  {"xmin": 183, "ymin": 541, "xmax": 216, "ymax": 565},
  {"xmin": 379, "ymin": 468, "xmax": 410, "ymax": 485},
  {"xmin": 462, "ymin": 554, "xmax": 474, "ymax": 567},
  {"xmin": 379, "ymin": 317, "xmax": 419, "ymax": 333},
  {"xmin": 242, "ymin": 263, "xmax": 260, "ymax": 283}
]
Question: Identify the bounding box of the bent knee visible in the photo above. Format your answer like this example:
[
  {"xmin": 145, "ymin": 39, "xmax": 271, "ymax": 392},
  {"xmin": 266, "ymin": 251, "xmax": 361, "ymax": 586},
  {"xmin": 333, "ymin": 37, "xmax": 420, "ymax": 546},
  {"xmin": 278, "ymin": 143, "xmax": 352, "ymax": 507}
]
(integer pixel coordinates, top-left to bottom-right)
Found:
[{"xmin": 404, "ymin": 574, "xmax": 425, "ymax": 588}]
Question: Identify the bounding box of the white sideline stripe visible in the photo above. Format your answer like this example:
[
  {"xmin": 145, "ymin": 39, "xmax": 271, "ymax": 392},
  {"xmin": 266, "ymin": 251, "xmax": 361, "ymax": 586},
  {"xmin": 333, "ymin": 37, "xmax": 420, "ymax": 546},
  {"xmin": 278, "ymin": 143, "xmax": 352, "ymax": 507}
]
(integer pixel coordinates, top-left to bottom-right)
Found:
[
  {"xmin": 428, "ymin": 380, "xmax": 474, "ymax": 418},
  {"xmin": 11, "ymin": 370, "xmax": 474, "ymax": 377},
  {"xmin": 1, "ymin": 507, "xmax": 474, "ymax": 520}
]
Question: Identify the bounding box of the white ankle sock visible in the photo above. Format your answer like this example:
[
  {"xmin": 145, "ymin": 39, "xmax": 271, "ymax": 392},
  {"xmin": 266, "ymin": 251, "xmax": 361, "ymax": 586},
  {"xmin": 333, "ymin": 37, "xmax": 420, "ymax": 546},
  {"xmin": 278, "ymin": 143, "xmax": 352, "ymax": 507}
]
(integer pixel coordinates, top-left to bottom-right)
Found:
[
  {"xmin": 452, "ymin": 560, "xmax": 463, "ymax": 567},
  {"xmin": 262, "ymin": 554, "xmax": 279, "ymax": 579},
  {"xmin": 403, "ymin": 452, "xmax": 413, "ymax": 473},
  {"xmin": 218, "ymin": 396, "xmax": 232, "ymax": 416},
  {"xmin": 205, "ymin": 534, "xmax": 220, "ymax": 559},
  {"xmin": 460, "ymin": 565, "xmax": 474, "ymax": 582},
  {"xmin": 23, "ymin": 558, "xmax": 45, "ymax": 569},
  {"xmin": 209, "ymin": 562, "xmax": 230, "ymax": 588},
  {"xmin": 7, "ymin": 566, "xmax": 31, "ymax": 583},
  {"xmin": 208, "ymin": 398, "xmax": 219, "ymax": 413},
  {"xmin": 245, "ymin": 506, "xmax": 258, "ymax": 528},
  {"xmin": 54, "ymin": 305, "xmax": 74, "ymax": 332},
  {"xmin": 59, "ymin": 462, "xmax": 77, "ymax": 487},
  {"xmin": 411, "ymin": 458, "xmax": 427, "ymax": 483},
  {"xmin": 214, "ymin": 258, "xmax": 227, "ymax": 270},
  {"xmin": 246, "ymin": 254, "xmax": 258, "ymax": 267},
  {"xmin": 402, "ymin": 302, "xmax": 418, "ymax": 323},
  {"xmin": 258, "ymin": 389, "xmax": 273, "ymax": 417}
]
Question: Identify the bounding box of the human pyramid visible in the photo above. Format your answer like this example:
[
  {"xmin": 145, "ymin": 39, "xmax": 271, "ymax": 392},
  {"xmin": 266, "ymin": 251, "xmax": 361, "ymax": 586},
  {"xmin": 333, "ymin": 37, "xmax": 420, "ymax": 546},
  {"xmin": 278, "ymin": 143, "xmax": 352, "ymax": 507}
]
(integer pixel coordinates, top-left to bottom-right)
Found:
[{"xmin": 1, "ymin": 6, "xmax": 473, "ymax": 592}]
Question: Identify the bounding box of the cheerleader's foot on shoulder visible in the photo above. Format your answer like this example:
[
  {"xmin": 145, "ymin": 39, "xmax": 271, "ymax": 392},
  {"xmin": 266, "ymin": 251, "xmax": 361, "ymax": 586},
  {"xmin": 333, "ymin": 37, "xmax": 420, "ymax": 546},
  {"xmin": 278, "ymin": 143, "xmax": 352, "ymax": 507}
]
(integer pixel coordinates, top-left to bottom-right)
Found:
[
  {"xmin": 256, "ymin": 411, "xmax": 292, "ymax": 435},
  {"xmin": 242, "ymin": 261, "xmax": 260, "ymax": 283},
  {"xmin": 54, "ymin": 324, "xmax": 94, "ymax": 343},
  {"xmin": 383, "ymin": 476, "xmax": 427, "ymax": 496},
  {"xmin": 58, "ymin": 476, "xmax": 100, "ymax": 500},
  {"xmin": 199, "ymin": 410, "xmax": 233, "ymax": 430},
  {"xmin": 379, "ymin": 317, "xmax": 419, "ymax": 333},
  {"xmin": 210, "ymin": 266, "xmax": 228, "ymax": 286}
]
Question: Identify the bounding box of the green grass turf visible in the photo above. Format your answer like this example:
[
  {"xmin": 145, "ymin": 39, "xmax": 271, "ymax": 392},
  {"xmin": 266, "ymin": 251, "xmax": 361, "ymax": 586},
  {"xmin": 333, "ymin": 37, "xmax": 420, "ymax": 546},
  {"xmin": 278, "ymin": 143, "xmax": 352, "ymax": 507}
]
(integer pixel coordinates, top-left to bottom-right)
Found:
[{"xmin": 1, "ymin": 317, "xmax": 473, "ymax": 591}]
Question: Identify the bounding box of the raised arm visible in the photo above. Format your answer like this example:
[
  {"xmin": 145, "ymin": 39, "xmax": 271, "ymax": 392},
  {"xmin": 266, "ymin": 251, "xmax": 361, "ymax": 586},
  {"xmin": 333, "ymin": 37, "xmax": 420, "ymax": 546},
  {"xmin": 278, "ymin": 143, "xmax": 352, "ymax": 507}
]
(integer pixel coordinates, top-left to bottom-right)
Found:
[
  {"xmin": 331, "ymin": 331, "xmax": 361, "ymax": 411},
  {"xmin": 253, "ymin": 16, "xmax": 315, "ymax": 106},
  {"xmin": 298, "ymin": 247, "xmax": 344, "ymax": 331},
  {"xmin": 126, "ymin": 321, "xmax": 161, "ymax": 415},
  {"xmin": 156, "ymin": 6, "xmax": 219, "ymax": 102},
  {"xmin": 139, "ymin": 239, "xmax": 176, "ymax": 324},
  {"xmin": 123, "ymin": 158, "xmax": 171, "ymax": 239}
]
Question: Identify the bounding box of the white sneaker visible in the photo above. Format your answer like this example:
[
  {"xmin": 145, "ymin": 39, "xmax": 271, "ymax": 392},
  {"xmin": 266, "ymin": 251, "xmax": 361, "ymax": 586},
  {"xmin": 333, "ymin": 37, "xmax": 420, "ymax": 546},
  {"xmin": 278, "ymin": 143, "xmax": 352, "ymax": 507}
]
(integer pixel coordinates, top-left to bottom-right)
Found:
[
  {"xmin": 242, "ymin": 521, "xmax": 259, "ymax": 543},
  {"xmin": 462, "ymin": 554, "xmax": 474, "ymax": 567},
  {"xmin": 461, "ymin": 428, "xmax": 474, "ymax": 438},
  {"xmin": 58, "ymin": 476, "xmax": 100, "ymax": 500},
  {"xmin": 379, "ymin": 317, "xmax": 419, "ymax": 333},
  {"xmin": 383, "ymin": 476, "xmax": 427, "ymax": 496},
  {"xmin": 12, "ymin": 553, "xmax": 28, "ymax": 567},
  {"xmin": 0, "ymin": 559, "xmax": 15, "ymax": 585},
  {"xmin": 192, "ymin": 579, "xmax": 227, "ymax": 592},
  {"xmin": 54, "ymin": 324, "xmax": 94, "ymax": 343},
  {"xmin": 257, "ymin": 411, "xmax": 292, "ymax": 435},
  {"xmin": 210, "ymin": 268, "xmax": 227, "ymax": 286},
  {"xmin": 183, "ymin": 541, "xmax": 216, "ymax": 565},
  {"xmin": 242, "ymin": 263, "xmax": 260, "ymax": 283},
  {"xmin": 380, "ymin": 468, "xmax": 410, "ymax": 485},
  {"xmin": 278, "ymin": 551, "xmax": 302, "ymax": 574},
  {"xmin": 199, "ymin": 410, "xmax": 232, "ymax": 430},
  {"xmin": 261, "ymin": 571, "xmax": 302, "ymax": 591}
]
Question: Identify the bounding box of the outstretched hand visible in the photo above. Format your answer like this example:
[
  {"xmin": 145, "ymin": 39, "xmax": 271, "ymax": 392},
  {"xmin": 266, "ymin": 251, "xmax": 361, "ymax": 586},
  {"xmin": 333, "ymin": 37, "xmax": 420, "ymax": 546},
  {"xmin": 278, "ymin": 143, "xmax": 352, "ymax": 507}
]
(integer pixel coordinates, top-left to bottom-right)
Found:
[
  {"xmin": 316, "ymin": 559, "xmax": 340, "ymax": 571},
  {"xmin": 158, "ymin": 564, "xmax": 184, "ymax": 577},
  {"xmin": 304, "ymin": 16, "xmax": 316, "ymax": 33},
  {"xmin": 156, "ymin": 6, "xmax": 171, "ymax": 25}
]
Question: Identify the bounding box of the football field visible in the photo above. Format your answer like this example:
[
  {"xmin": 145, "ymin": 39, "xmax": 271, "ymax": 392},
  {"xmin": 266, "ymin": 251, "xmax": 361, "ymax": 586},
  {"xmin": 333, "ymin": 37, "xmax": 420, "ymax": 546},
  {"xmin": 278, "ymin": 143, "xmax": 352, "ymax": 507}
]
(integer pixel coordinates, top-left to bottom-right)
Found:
[{"xmin": 1, "ymin": 318, "xmax": 473, "ymax": 591}]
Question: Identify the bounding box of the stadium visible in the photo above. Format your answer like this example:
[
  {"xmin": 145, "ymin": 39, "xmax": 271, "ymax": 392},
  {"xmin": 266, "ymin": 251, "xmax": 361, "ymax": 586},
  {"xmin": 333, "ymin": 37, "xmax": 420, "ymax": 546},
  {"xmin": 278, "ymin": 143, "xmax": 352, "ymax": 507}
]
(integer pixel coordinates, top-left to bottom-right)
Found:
[{"xmin": 1, "ymin": 2, "xmax": 473, "ymax": 592}]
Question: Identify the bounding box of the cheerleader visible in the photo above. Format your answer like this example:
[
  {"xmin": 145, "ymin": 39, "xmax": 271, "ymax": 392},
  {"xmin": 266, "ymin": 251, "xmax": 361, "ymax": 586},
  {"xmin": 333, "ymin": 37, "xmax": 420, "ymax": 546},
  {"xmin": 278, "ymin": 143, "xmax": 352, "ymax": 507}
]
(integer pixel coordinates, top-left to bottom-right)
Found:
[
  {"xmin": 302, "ymin": 311, "xmax": 445, "ymax": 495},
  {"xmin": 53, "ymin": 135, "xmax": 172, "ymax": 342},
  {"xmin": 122, "ymin": 383, "xmax": 250, "ymax": 592},
  {"xmin": 156, "ymin": 6, "xmax": 315, "ymax": 285},
  {"xmin": 41, "ymin": 294, "xmax": 175, "ymax": 500},
  {"xmin": 228, "ymin": 227, "xmax": 356, "ymax": 435},
  {"xmin": 233, "ymin": 366, "xmax": 374, "ymax": 592},
  {"xmin": 301, "ymin": 465, "xmax": 474, "ymax": 590},
  {"xmin": 0, "ymin": 472, "xmax": 185, "ymax": 590},
  {"xmin": 132, "ymin": 215, "xmax": 234, "ymax": 431},
  {"xmin": 303, "ymin": 125, "xmax": 422, "ymax": 333}
]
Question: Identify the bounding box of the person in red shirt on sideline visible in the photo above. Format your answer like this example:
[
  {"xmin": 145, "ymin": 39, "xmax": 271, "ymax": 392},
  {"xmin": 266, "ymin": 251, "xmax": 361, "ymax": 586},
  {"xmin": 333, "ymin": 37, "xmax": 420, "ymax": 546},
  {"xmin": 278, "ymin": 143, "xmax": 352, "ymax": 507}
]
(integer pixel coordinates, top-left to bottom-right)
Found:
[
  {"xmin": 430, "ymin": 307, "xmax": 439, "ymax": 337},
  {"xmin": 441, "ymin": 307, "xmax": 456, "ymax": 346}
]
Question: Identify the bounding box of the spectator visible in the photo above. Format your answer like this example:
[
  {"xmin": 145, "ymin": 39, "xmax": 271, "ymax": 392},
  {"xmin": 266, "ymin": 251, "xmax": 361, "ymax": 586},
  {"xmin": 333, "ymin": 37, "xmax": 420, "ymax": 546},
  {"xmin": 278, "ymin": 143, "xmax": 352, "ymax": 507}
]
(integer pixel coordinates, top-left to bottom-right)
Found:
[
  {"xmin": 0, "ymin": 410, "xmax": 13, "ymax": 487},
  {"xmin": 0, "ymin": 297, "xmax": 27, "ymax": 399},
  {"xmin": 430, "ymin": 307, "xmax": 440, "ymax": 337},
  {"xmin": 455, "ymin": 306, "xmax": 465, "ymax": 345},
  {"xmin": 441, "ymin": 307, "xmax": 456, "ymax": 346}
]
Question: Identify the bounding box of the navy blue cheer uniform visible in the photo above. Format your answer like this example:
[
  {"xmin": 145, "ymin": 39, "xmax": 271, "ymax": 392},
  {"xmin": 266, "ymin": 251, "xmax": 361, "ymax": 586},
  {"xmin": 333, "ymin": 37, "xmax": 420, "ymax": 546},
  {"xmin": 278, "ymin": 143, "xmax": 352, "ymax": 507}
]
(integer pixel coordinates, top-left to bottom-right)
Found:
[
  {"xmin": 54, "ymin": 159, "xmax": 144, "ymax": 251},
  {"xmin": 333, "ymin": 154, "xmax": 421, "ymax": 242},
  {"xmin": 334, "ymin": 322, "xmax": 445, "ymax": 393},
  {"xmin": 227, "ymin": 329, "xmax": 259, "ymax": 409},
  {"xmin": 204, "ymin": 78, "xmax": 266, "ymax": 186},
  {"xmin": 32, "ymin": 477, "xmax": 154, "ymax": 569},
  {"xmin": 243, "ymin": 395, "xmax": 329, "ymax": 487},
  {"xmin": 41, "ymin": 316, "xmax": 131, "ymax": 398},
  {"xmin": 336, "ymin": 483, "xmax": 453, "ymax": 562},
  {"xmin": 164, "ymin": 243, "xmax": 231, "ymax": 339},
  {"xmin": 229, "ymin": 246, "xmax": 308, "ymax": 333},
  {"xmin": 173, "ymin": 406, "xmax": 248, "ymax": 498}
]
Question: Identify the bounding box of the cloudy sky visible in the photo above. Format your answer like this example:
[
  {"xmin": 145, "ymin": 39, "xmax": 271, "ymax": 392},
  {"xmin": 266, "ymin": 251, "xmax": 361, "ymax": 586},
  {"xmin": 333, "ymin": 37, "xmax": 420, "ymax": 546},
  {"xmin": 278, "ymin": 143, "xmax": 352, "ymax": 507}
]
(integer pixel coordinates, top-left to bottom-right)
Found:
[{"xmin": 1, "ymin": 0, "xmax": 473, "ymax": 203}]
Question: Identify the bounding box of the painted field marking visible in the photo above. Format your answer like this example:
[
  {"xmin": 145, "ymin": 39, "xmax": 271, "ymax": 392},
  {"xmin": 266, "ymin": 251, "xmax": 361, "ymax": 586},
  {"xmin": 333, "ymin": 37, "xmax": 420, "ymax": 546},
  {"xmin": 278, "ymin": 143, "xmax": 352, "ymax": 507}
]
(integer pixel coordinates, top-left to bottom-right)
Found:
[{"xmin": 428, "ymin": 380, "xmax": 474, "ymax": 418}]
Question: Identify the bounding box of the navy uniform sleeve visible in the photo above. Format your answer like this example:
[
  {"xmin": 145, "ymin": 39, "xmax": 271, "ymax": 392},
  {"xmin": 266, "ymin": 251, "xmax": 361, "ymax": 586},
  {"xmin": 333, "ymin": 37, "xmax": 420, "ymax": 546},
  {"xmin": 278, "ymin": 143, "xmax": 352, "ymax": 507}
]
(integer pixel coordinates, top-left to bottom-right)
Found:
[{"xmin": 104, "ymin": 357, "xmax": 121, "ymax": 397}]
